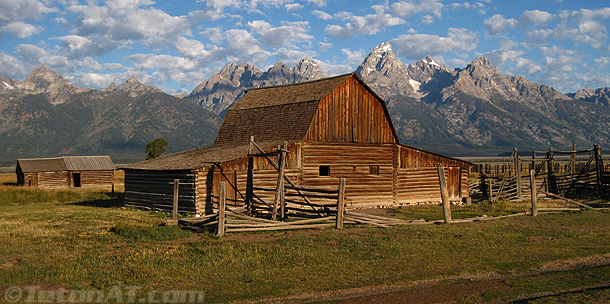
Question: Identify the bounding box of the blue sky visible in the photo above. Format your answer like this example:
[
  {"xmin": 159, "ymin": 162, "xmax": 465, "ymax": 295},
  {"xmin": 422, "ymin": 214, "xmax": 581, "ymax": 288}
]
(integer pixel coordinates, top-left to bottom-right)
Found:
[{"xmin": 1, "ymin": 0, "xmax": 609, "ymax": 94}]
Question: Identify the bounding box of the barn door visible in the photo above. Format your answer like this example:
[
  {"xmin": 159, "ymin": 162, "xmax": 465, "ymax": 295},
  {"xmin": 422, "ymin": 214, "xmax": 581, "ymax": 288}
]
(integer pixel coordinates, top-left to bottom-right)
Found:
[{"xmin": 214, "ymin": 170, "xmax": 238, "ymax": 207}]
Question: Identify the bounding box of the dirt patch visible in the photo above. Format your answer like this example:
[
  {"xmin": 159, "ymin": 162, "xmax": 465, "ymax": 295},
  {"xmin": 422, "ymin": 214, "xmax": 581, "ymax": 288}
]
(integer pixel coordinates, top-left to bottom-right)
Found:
[{"xmin": 244, "ymin": 253, "xmax": 610, "ymax": 304}]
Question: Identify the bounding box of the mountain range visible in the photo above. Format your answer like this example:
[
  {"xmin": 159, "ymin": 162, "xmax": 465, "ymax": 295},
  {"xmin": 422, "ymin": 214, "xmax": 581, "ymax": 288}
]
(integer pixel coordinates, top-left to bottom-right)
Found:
[{"xmin": 1, "ymin": 41, "xmax": 609, "ymax": 165}]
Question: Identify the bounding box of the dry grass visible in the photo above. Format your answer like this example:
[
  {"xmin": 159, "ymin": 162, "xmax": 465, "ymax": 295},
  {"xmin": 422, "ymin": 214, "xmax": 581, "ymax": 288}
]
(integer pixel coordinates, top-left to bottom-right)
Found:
[{"xmin": 1, "ymin": 173, "xmax": 609, "ymax": 303}]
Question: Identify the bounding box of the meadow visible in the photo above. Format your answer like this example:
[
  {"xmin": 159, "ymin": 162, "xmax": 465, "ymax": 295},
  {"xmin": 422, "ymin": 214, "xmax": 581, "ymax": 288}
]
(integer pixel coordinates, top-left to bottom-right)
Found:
[{"xmin": 0, "ymin": 173, "xmax": 609, "ymax": 303}]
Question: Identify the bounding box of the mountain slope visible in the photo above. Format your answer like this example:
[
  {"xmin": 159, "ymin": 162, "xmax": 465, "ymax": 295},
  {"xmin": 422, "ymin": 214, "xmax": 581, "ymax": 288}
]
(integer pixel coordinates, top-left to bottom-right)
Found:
[
  {"xmin": 185, "ymin": 58, "xmax": 327, "ymax": 116},
  {"xmin": 355, "ymin": 42, "xmax": 610, "ymax": 155},
  {"xmin": 0, "ymin": 68, "xmax": 221, "ymax": 163}
]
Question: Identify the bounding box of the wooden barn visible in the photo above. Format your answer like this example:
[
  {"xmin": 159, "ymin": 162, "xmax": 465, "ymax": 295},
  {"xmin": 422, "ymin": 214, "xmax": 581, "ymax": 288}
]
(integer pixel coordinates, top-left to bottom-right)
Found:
[
  {"xmin": 123, "ymin": 73, "xmax": 471, "ymax": 214},
  {"xmin": 16, "ymin": 156, "xmax": 116, "ymax": 190}
]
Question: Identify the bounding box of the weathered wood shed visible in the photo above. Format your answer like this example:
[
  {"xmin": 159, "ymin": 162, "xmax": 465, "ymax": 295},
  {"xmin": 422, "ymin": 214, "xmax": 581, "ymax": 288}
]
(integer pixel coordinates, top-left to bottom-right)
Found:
[
  {"xmin": 123, "ymin": 73, "xmax": 471, "ymax": 214},
  {"xmin": 16, "ymin": 156, "xmax": 115, "ymax": 190}
]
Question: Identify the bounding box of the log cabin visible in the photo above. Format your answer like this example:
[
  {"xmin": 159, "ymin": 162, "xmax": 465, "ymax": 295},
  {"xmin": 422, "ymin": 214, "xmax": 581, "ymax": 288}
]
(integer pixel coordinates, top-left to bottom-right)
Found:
[
  {"xmin": 123, "ymin": 73, "xmax": 471, "ymax": 214},
  {"xmin": 16, "ymin": 156, "xmax": 116, "ymax": 189}
]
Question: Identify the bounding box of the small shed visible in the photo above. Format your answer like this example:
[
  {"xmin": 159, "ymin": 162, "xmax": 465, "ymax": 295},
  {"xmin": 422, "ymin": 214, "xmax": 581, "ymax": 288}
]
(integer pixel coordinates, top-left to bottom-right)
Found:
[
  {"xmin": 16, "ymin": 156, "xmax": 115, "ymax": 189},
  {"xmin": 123, "ymin": 73, "xmax": 472, "ymax": 214}
]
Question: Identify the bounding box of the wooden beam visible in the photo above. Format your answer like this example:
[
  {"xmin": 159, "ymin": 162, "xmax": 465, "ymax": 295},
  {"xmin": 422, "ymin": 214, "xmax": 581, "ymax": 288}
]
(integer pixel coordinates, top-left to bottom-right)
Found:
[
  {"xmin": 530, "ymin": 170, "xmax": 538, "ymax": 216},
  {"xmin": 336, "ymin": 178, "xmax": 345, "ymax": 229},
  {"xmin": 438, "ymin": 167, "xmax": 452, "ymax": 224},
  {"xmin": 217, "ymin": 181, "xmax": 226, "ymax": 236}
]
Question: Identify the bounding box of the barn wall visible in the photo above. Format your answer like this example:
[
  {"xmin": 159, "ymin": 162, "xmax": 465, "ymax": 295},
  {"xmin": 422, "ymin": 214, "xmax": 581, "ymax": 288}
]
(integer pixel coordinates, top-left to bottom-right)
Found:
[
  {"xmin": 305, "ymin": 77, "xmax": 396, "ymax": 144},
  {"xmin": 395, "ymin": 167, "xmax": 464, "ymax": 204},
  {"xmin": 79, "ymin": 171, "xmax": 114, "ymax": 189},
  {"xmin": 300, "ymin": 142, "xmax": 395, "ymax": 206},
  {"xmin": 37, "ymin": 171, "xmax": 69, "ymax": 189},
  {"xmin": 124, "ymin": 169, "xmax": 196, "ymax": 213}
]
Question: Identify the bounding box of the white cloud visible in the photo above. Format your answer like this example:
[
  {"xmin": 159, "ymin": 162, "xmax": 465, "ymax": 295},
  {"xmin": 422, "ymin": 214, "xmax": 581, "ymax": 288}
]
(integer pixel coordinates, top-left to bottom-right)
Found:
[
  {"xmin": 224, "ymin": 29, "xmax": 271, "ymax": 65},
  {"xmin": 194, "ymin": 0, "xmax": 242, "ymax": 21},
  {"xmin": 0, "ymin": 51, "xmax": 27, "ymax": 79},
  {"xmin": 200, "ymin": 27, "xmax": 224, "ymax": 44},
  {"xmin": 66, "ymin": 0, "xmax": 193, "ymax": 57},
  {"xmin": 483, "ymin": 14, "xmax": 518, "ymax": 35},
  {"xmin": 594, "ymin": 57, "xmax": 610, "ymax": 67},
  {"xmin": 554, "ymin": 8, "xmax": 610, "ymax": 49},
  {"xmin": 391, "ymin": 0, "xmax": 443, "ymax": 18},
  {"xmin": 304, "ymin": 0, "xmax": 327, "ymax": 7},
  {"xmin": 1, "ymin": 22, "xmax": 42, "ymax": 38},
  {"xmin": 285, "ymin": 3, "xmax": 303, "ymax": 12},
  {"xmin": 172, "ymin": 37, "xmax": 212, "ymax": 59},
  {"xmin": 312, "ymin": 10, "xmax": 333, "ymax": 20},
  {"xmin": 523, "ymin": 29, "xmax": 554, "ymax": 48},
  {"xmin": 318, "ymin": 41, "xmax": 333, "ymax": 51},
  {"xmin": 519, "ymin": 10, "xmax": 554, "ymax": 26},
  {"xmin": 247, "ymin": 20, "xmax": 313, "ymax": 49},
  {"xmin": 391, "ymin": 28, "xmax": 478, "ymax": 60},
  {"xmin": 0, "ymin": 0, "xmax": 56, "ymax": 26},
  {"xmin": 325, "ymin": 5, "xmax": 405, "ymax": 39},
  {"xmin": 273, "ymin": 47, "xmax": 317, "ymax": 66},
  {"xmin": 14, "ymin": 44, "xmax": 72, "ymax": 72},
  {"xmin": 341, "ymin": 48, "xmax": 365, "ymax": 66}
]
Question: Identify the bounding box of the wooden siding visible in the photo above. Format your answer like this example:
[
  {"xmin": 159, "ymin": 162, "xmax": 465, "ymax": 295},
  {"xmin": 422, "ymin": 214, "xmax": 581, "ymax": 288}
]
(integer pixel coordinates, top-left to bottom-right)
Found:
[
  {"xmin": 124, "ymin": 169, "xmax": 196, "ymax": 213},
  {"xmin": 37, "ymin": 171, "xmax": 69, "ymax": 189},
  {"xmin": 305, "ymin": 77, "xmax": 396, "ymax": 144},
  {"xmin": 395, "ymin": 167, "xmax": 464, "ymax": 204},
  {"xmin": 301, "ymin": 142, "xmax": 395, "ymax": 206},
  {"xmin": 398, "ymin": 145, "xmax": 467, "ymax": 168},
  {"xmin": 76, "ymin": 171, "xmax": 114, "ymax": 189}
]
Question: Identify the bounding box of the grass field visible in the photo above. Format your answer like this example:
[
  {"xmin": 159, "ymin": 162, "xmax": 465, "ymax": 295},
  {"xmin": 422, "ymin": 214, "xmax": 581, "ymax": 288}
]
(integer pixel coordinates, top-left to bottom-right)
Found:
[{"xmin": 1, "ymin": 173, "xmax": 609, "ymax": 303}]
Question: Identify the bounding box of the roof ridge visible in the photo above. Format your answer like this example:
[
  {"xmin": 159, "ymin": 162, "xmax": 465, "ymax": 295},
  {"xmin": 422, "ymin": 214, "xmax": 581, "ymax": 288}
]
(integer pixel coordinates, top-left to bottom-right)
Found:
[{"xmin": 244, "ymin": 73, "xmax": 354, "ymax": 92}]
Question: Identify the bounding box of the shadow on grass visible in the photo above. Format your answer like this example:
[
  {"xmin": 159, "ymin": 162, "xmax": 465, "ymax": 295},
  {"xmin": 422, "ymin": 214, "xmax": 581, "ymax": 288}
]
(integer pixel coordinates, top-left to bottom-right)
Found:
[
  {"xmin": 70, "ymin": 192, "xmax": 125, "ymax": 208},
  {"xmin": 3, "ymin": 182, "xmax": 19, "ymax": 186},
  {"xmin": 509, "ymin": 284, "xmax": 610, "ymax": 303}
]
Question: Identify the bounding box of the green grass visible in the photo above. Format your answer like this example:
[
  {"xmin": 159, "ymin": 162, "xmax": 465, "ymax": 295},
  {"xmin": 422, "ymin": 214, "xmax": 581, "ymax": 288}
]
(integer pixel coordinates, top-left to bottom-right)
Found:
[{"xmin": 1, "ymin": 176, "xmax": 610, "ymax": 303}]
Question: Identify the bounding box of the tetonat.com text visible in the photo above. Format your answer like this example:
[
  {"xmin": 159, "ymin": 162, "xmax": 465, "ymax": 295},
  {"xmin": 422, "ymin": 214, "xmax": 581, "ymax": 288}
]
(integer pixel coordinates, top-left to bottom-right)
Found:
[{"xmin": 4, "ymin": 285, "xmax": 205, "ymax": 303}]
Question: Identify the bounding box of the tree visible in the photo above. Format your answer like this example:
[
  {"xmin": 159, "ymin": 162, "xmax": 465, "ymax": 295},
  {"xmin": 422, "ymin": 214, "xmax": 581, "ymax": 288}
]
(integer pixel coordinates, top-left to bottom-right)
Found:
[{"xmin": 145, "ymin": 138, "xmax": 168, "ymax": 160}]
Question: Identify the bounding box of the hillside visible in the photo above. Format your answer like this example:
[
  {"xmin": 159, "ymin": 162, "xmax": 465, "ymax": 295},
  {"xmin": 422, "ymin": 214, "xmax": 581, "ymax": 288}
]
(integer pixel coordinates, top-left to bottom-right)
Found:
[{"xmin": 0, "ymin": 69, "xmax": 221, "ymax": 164}]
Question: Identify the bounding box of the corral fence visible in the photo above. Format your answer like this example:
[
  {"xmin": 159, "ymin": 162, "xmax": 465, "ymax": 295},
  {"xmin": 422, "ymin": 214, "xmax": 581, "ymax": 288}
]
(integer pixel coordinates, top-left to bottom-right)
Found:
[
  {"xmin": 470, "ymin": 145, "xmax": 609, "ymax": 209},
  {"xmin": 174, "ymin": 137, "xmax": 434, "ymax": 234}
]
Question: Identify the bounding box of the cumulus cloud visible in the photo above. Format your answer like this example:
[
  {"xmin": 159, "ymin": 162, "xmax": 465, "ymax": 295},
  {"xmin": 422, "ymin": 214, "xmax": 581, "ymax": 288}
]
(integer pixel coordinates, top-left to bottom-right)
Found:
[
  {"xmin": 285, "ymin": 3, "xmax": 303, "ymax": 12},
  {"xmin": 391, "ymin": 0, "xmax": 444, "ymax": 18},
  {"xmin": 247, "ymin": 20, "xmax": 313, "ymax": 48},
  {"xmin": 66, "ymin": 0, "xmax": 193, "ymax": 57},
  {"xmin": 554, "ymin": 8, "xmax": 610, "ymax": 49},
  {"xmin": 0, "ymin": 0, "xmax": 56, "ymax": 26},
  {"xmin": 304, "ymin": 0, "xmax": 327, "ymax": 7},
  {"xmin": 14, "ymin": 44, "xmax": 72, "ymax": 73},
  {"xmin": 0, "ymin": 51, "xmax": 27, "ymax": 79},
  {"xmin": 325, "ymin": 5, "xmax": 405, "ymax": 39},
  {"xmin": 523, "ymin": 29, "xmax": 554, "ymax": 48},
  {"xmin": 391, "ymin": 28, "xmax": 478, "ymax": 60},
  {"xmin": 312, "ymin": 10, "xmax": 333, "ymax": 20},
  {"xmin": 1, "ymin": 22, "xmax": 42, "ymax": 38},
  {"xmin": 273, "ymin": 47, "xmax": 317, "ymax": 66},
  {"xmin": 484, "ymin": 14, "xmax": 518, "ymax": 35},
  {"xmin": 194, "ymin": 0, "xmax": 242, "ymax": 21},
  {"xmin": 519, "ymin": 10, "xmax": 554, "ymax": 26},
  {"xmin": 224, "ymin": 29, "xmax": 271, "ymax": 65}
]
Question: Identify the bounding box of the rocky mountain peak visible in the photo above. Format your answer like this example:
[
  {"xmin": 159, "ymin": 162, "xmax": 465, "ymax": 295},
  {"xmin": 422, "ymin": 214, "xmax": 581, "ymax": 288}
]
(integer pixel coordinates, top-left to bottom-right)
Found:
[
  {"xmin": 111, "ymin": 75, "xmax": 162, "ymax": 94},
  {"xmin": 24, "ymin": 65, "xmax": 65, "ymax": 91},
  {"xmin": 407, "ymin": 55, "xmax": 452, "ymax": 84},
  {"xmin": 294, "ymin": 58, "xmax": 327, "ymax": 82},
  {"xmin": 568, "ymin": 87, "xmax": 610, "ymax": 106},
  {"xmin": 356, "ymin": 42, "xmax": 414, "ymax": 99}
]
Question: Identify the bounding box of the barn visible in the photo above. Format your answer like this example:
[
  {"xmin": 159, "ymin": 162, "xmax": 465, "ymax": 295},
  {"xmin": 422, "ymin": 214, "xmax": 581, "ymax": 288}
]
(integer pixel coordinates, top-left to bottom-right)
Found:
[
  {"xmin": 123, "ymin": 73, "xmax": 471, "ymax": 214},
  {"xmin": 16, "ymin": 156, "xmax": 116, "ymax": 190}
]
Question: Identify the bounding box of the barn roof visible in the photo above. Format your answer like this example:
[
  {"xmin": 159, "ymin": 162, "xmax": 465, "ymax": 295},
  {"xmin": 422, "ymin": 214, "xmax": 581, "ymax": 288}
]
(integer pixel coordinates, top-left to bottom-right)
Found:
[
  {"xmin": 213, "ymin": 74, "xmax": 358, "ymax": 146},
  {"xmin": 17, "ymin": 156, "xmax": 115, "ymax": 173},
  {"xmin": 123, "ymin": 141, "xmax": 280, "ymax": 171}
]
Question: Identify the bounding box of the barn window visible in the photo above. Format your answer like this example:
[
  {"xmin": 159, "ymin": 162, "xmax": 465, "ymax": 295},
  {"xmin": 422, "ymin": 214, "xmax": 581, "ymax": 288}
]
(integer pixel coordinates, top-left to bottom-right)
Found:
[
  {"xmin": 319, "ymin": 165, "xmax": 330, "ymax": 176},
  {"xmin": 369, "ymin": 165, "xmax": 380, "ymax": 175}
]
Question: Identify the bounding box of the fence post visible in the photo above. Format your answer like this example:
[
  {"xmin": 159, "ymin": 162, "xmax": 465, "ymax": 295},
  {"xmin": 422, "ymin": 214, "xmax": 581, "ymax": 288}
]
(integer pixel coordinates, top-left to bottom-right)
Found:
[
  {"xmin": 272, "ymin": 144, "xmax": 286, "ymax": 221},
  {"xmin": 515, "ymin": 148, "xmax": 522, "ymax": 199},
  {"xmin": 173, "ymin": 179, "xmax": 179, "ymax": 220},
  {"xmin": 246, "ymin": 136, "xmax": 254, "ymax": 212},
  {"xmin": 595, "ymin": 144, "xmax": 603, "ymax": 197},
  {"xmin": 218, "ymin": 181, "xmax": 226, "ymax": 236},
  {"xmin": 530, "ymin": 170, "xmax": 537, "ymax": 216},
  {"xmin": 438, "ymin": 167, "xmax": 452, "ymax": 224},
  {"xmin": 570, "ymin": 144, "xmax": 576, "ymax": 176},
  {"xmin": 336, "ymin": 178, "xmax": 346, "ymax": 229}
]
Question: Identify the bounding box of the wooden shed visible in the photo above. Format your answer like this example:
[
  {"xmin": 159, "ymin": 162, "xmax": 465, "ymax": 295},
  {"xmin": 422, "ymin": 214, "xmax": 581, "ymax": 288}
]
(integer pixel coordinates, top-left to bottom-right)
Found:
[
  {"xmin": 16, "ymin": 156, "xmax": 116, "ymax": 190},
  {"xmin": 123, "ymin": 73, "xmax": 471, "ymax": 214}
]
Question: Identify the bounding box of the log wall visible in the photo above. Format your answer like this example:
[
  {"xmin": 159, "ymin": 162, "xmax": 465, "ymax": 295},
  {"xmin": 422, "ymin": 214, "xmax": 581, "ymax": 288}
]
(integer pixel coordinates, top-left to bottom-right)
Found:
[
  {"xmin": 37, "ymin": 171, "xmax": 69, "ymax": 189},
  {"xmin": 124, "ymin": 169, "xmax": 196, "ymax": 213},
  {"xmin": 77, "ymin": 171, "xmax": 114, "ymax": 189}
]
